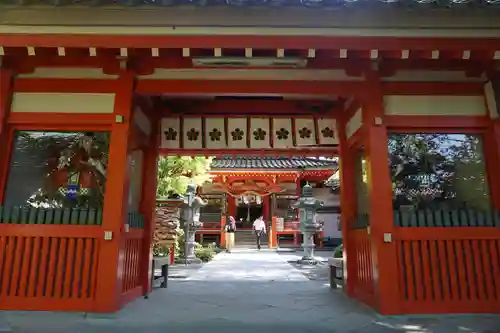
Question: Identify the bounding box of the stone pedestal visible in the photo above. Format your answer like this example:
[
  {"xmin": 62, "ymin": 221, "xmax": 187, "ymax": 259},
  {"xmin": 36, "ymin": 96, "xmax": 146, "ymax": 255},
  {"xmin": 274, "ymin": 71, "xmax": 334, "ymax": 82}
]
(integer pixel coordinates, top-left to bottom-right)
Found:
[
  {"xmin": 183, "ymin": 226, "xmax": 202, "ymax": 264},
  {"xmin": 298, "ymin": 231, "xmax": 317, "ymax": 264}
]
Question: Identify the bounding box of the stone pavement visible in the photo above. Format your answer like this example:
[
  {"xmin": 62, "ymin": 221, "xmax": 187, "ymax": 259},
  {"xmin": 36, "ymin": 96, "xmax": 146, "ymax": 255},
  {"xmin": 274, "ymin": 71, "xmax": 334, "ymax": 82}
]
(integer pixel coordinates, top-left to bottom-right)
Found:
[{"xmin": 2, "ymin": 249, "xmax": 500, "ymax": 333}]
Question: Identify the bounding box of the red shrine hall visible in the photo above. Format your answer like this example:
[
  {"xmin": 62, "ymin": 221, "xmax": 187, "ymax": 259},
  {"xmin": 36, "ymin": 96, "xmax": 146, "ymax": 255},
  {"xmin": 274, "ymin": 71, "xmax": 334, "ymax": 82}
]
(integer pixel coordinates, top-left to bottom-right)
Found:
[
  {"xmin": 192, "ymin": 156, "xmax": 339, "ymax": 249},
  {"xmin": 0, "ymin": 0, "xmax": 499, "ymax": 318}
]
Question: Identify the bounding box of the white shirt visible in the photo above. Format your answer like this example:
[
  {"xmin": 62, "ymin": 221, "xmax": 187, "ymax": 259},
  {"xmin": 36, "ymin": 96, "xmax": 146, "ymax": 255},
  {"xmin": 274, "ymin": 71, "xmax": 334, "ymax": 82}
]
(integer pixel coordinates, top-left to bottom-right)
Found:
[{"xmin": 253, "ymin": 218, "xmax": 266, "ymax": 232}]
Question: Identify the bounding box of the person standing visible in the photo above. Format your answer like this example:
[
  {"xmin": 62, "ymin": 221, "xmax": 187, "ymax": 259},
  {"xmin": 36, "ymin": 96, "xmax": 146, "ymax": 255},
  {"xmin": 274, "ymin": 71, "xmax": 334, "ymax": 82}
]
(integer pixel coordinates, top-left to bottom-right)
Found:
[
  {"xmin": 252, "ymin": 215, "xmax": 266, "ymax": 250},
  {"xmin": 225, "ymin": 215, "xmax": 236, "ymax": 253}
]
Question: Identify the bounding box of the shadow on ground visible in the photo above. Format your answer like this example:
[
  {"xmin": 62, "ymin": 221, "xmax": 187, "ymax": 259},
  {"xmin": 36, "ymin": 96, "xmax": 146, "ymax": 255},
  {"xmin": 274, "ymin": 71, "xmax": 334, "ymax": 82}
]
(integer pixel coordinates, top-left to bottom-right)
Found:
[{"xmin": 2, "ymin": 251, "xmax": 500, "ymax": 333}]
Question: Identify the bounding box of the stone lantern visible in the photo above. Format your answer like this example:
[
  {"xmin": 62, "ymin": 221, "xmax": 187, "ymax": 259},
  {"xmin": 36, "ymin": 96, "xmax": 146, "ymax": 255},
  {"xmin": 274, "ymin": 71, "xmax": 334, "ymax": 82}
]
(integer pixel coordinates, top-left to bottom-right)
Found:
[
  {"xmin": 292, "ymin": 183, "xmax": 324, "ymax": 264},
  {"xmin": 180, "ymin": 184, "xmax": 207, "ymax": 264}
]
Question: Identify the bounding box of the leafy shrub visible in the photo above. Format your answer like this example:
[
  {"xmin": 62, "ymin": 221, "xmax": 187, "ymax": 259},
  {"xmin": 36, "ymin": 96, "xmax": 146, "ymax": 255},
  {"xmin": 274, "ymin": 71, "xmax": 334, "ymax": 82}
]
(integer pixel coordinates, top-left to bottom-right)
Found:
[
  {"xmin": 153, "ymin": 244, "xmax": 170, "ymax": 257},
  {"xmin": 333, "ymin": 244, "xmax": 343, "ymax": 258},
  {"xmin": 195, "ymin": 246, "xmax": 215, "ymax": 262}
]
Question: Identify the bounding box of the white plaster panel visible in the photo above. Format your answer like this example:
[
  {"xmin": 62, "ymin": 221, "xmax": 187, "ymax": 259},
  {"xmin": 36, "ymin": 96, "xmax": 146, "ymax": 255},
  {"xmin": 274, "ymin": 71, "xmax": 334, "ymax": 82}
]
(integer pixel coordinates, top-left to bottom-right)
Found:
[
  {"xmin": 318, "ymin": 212, "xmax": 342, "ymax": 239},
  {"xmin": 346, "ymin": 108, "xmax": 363, "ymax": 139},
  {"xmin": 313, "ymin": 188, "xmax": 341, "ymax": 207},
  {"xmin": 227, "ymin": 118, "xmax": 248, "ymax": 149},
  {"xmin": 382, "ymin": 70, "xmax": 484, "ymax": 82},
  {"xmin": 272, "ymin": 118, "xmax": 293, "ymax": 149},
  {"xmin": 17, "ymin": 67, "xmax": 118, "ymax": 79},
  {"xmin": 317, "ymin": 118, "xmax": 339, "ymax": 145},
  {"xmin": 128, "ymin": 150, "xmax": 144, "ymax": 211},
  {"xmin": 484, "ymin": 81, "xmax": 499, "ymax": 119},
  {"xmin": 250, "ymin": 117, "xmax": 271, "ymax": 149},
  {"xmin": 205, "ymin": 117, "xmax": 227, "ymax": 149},
  {"xmin": 160, "ymin": 117, "xmax": 180, "ymax": 149},
  {"xmin": 133, "ymin": 107, "xmax": 151, "ymax": 137},
  {"xmin": 384, "ymin": 95, "xmax": 486, "ymax": 116},
  {"xmin": 11, "ymin": 93, "xmax": 115, "ymax": 114},
  {"xmin": 183, "ymin": 117, "xmax": 203, "ymax": 149},
  {"xmin": 295, "ymin": 118, "xmax": 316, "ymax": 146}
]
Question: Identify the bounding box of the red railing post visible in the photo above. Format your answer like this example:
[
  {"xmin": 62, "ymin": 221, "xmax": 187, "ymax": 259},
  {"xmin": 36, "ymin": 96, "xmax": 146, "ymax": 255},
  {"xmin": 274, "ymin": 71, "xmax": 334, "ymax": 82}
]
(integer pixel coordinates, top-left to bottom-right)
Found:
[{"xmin": 220, "ymin": 216, "xmax": 226, "ymax": 248}]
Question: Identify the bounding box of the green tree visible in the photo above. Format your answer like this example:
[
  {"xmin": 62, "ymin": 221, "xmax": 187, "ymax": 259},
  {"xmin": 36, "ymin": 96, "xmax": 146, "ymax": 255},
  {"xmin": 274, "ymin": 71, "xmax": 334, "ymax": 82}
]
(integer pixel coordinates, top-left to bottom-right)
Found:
[
  {"xmin": 156, "ymin": 156, "xmax": 213, "ymax": 198},
  {"xmin": 154, "ymin": 156, "xmax": 214, "ymax": 260},
  {"xmin": 388, "ymin": 133, "xmax": 489, "ymax": 210}
]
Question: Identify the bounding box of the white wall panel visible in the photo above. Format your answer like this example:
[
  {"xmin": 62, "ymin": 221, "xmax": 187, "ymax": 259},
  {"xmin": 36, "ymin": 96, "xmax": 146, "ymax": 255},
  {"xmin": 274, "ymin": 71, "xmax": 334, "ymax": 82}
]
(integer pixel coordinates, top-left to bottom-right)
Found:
[
  {"xmin": 317, "ymin": 118, "xmax": 339, "ymax": 145},
  {"xmin": 205, "ymin": 117, "xmax": 227, "ymax": 149},
  {"xmin": 160, "ymin": 117, "xmax": 180, "ymax": 149},
  {"xmin": 294, "ymin": 118, "xmax": 316, "ymax": 147},
  {"xmin": 250, "ymin": 117, "xmax": 271, "ymax": 149},
  {"xmin": 227, "ymin": 118, "xmax": 248, "ymax": 149},
  {"xmin": 346, "ymin": 108, "xmax": 362, "ymax": 139},
  {"xmin": 384, "ymin": 95, "xmax": 486, "ymax": 116},
  {"xmin": 183, "ymin": 117, "xmax": 203, "ymax": 149},
  {"xmin": 11, "ymin": 93, "xmax": 115, "ymax": 114},
  {"xmin": 272, "ymin": 118, "xmax": 293, "ymax": 149}
]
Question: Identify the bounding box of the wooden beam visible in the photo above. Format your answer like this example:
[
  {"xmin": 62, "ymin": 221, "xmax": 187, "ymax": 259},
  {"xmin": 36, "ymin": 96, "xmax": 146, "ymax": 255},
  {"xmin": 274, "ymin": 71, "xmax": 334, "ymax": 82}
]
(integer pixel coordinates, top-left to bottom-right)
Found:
[
  {"xmin": 137, "ymin": 79, "xmax": 360, "ymax": 96},
  {"xmin": 1, "ymin": 34, "xmax": 500, "ymax": 51},
  {"xmin": 159, "ymin": 99, "xmax": 341, "ymax": 116}
]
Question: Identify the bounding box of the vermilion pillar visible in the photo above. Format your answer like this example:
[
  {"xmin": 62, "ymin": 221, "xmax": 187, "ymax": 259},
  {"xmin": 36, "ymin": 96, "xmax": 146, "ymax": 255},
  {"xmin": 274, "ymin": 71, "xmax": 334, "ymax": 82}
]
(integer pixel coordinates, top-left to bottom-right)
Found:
[
  {"xmin": 0, "ymin": 69, "xmax": 13, "ymax": 203},
  {"xmin": 94, "ymin": 74, "xmax": 135, "ymax": 312},
  {"xmin": 361, "ymin": 70, "xmax": 400, "ymax": 314},
  {"xmin": 140, "ymin": 114, "xmax": 160, "ymax": 296},
  {"xmin": 485, "ymin": 77, "xmax": 500, "ymax": 211},
  {"xmin": 337, "ymin": 112, "xmax": 357, "ymax": 297}
]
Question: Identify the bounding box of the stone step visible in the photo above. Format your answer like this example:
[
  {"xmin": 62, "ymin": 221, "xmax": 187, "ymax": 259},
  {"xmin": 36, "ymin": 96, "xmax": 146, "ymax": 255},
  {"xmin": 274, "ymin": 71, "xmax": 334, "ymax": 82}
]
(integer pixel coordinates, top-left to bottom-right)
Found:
[{"xmin": 234, "ymin": 231, "xmax": 268, "ymax": 247}]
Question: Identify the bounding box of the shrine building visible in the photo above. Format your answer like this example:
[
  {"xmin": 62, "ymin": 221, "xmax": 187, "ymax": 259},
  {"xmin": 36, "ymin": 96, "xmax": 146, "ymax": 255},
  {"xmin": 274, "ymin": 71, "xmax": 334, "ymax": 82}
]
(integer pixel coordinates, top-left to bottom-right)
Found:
[
  {"xmin": 0, "ymin": 0, "xmax": 499, "ymax": 318},
  {"xmin": 196, "ymin": 156, "xmax": 340, "ymax": 248}
]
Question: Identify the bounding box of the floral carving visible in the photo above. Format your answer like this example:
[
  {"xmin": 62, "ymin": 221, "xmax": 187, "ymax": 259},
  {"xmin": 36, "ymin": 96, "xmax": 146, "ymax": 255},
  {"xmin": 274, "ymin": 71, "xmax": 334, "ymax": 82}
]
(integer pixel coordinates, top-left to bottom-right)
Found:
[
  {"xmin": 231, "ymin": 128, "xmax": 244, "ymax": 141},
  {"xmin": 164, "ymin": 128, "xmax": 178, "ymax": 141},
  {"xmin": 298, "ymin": 127, "xmax": 312, "ymax": 139},
  {"xmin": 209, "ymin": 128, "xmax": 222, "ymax": 142},
  {"xmin": 321, "ymin": 127, "xmax": 335, "ymax": 138},
  {"xmin": 276, "ymin": 128, "xmax": 290, "ymax": 140},
  {"xmin": 253, "ymin": 128, "xmax": 267, "ymax": 141},
  {"xmin": 187, "ymin": 128, "xmax": 200, "ymax": 141}
]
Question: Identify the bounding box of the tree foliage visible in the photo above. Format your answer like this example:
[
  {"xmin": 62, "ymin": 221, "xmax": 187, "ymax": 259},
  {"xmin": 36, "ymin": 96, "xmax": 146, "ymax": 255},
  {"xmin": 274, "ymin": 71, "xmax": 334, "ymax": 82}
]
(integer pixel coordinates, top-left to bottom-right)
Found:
[
  {"xmin": 388, "ymin": 133, "xmax": 489, "ymax": 210},
  {"xmin": 10, "ymin": 131, "xmax": 109, "ymax": 208},
  {"xmin": 156, "ymin": 156, "xmax": 213, "ymax": 198}
]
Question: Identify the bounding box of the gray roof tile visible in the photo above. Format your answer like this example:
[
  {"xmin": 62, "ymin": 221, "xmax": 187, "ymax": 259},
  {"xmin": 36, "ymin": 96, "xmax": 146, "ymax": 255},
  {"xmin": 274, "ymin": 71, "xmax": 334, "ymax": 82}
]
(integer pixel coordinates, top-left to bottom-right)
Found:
[{"xmin": 211, "ymin": 156, "xmax": 337, "ymax": 170}]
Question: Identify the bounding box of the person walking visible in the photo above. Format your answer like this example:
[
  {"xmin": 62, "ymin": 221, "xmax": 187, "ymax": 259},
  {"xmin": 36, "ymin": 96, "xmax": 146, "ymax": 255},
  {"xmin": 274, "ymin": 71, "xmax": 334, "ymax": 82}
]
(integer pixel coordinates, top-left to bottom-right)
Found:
[
  {"xmin": 225, "ymin": 215, "xmax": 236, "ymax": 253},
  {"xmin": 252, "ymin": 215, "xmax": 266, "ymax": 250}
]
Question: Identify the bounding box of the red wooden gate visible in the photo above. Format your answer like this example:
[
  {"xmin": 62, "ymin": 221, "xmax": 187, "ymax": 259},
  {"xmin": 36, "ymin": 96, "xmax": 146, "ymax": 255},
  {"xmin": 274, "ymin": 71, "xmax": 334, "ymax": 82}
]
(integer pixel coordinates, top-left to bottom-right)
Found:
[
  {"xmin": 0, "ymin": 220, "xmax": 102, "ymax": 311},
  {"xmin": 348, "ymin": 214, "xmax": 375, "ymax": 308},
  {"xmin": 394, "ymin": 210, "xmax": 500, "ymax": 314},
  {"xmin": 0, "ymin": 208, "xmax": 147, "ymax": 312}
]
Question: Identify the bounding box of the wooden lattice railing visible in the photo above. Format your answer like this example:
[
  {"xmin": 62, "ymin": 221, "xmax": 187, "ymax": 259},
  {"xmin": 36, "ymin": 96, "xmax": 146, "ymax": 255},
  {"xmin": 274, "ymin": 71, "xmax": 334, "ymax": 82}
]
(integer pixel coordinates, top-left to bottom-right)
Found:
[
  {"xmin": 393, "ymin": 209, "xmax": 500, "ymax": 314},
  {"xmin": 121, "ymin": 211, "xmax": 145, "ymax": 304},
  {"xmin": 0, "ymin": 206, "xmax": 147, "ymax": 311},
  {"xmin": 349, "ymin": 213, "xmax": 375, "ymax": 307},
  {"xmin": 0, "ymin": 206, "xmax": 103, "ymax": 225},
  {"xmin": 0, "ymin": 224, "xmax": 101, "ymax": 311}
]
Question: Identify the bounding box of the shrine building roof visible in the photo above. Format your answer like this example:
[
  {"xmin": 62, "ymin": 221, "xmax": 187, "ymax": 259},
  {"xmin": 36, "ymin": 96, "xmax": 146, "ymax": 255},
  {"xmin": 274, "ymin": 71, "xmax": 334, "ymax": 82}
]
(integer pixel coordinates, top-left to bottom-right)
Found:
[
  {"xmin": 2, "ymin": 0, "xmax": 498, "ymax": 8},
  {"xmin": 211, "ymin": 156, "xmax": 337, "ymax": 170}
]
